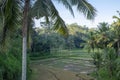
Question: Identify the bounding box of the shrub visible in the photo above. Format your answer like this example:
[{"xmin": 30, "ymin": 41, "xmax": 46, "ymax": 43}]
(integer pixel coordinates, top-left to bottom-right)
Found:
[
  {"xmin": 92, "ymin": 52, "xmax": 103, "ymax": 70},
  {"xmin": 104, "ymin": 48, "xmax": 117, "ymax": 77}
]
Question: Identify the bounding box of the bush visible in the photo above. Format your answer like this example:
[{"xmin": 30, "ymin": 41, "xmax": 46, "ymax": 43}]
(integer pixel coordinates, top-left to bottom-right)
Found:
[
  {"xmin": 91, "ymin": 48, "xmax": 120, "ymax": 80},
  {"xmin": 0, "ymin": 53, "xmax": 21, "ymax": 80},
  {"xmin": 104, "ymin": 48, "xmax": 117, "ymax": 77},
  {"xmin": 92, "ymin": 52, "xmax": 103, "ymax": 70},
  {"xmin": 115, "ymin": 58, "xmax": 120, "ymax": 80}
]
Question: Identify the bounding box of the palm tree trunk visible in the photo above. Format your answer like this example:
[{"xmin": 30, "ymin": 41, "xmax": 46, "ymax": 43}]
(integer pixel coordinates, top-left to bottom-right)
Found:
[{"xmin": 22, "ymin": 0, "xmax": 30, "ymax": 80}]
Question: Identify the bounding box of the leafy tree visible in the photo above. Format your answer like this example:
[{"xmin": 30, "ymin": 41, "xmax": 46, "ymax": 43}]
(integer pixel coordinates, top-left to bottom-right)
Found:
[
  {"xmin": 31, "ymin": 30, "xmax": 65, "ymax": 55},
  {"xmin": 67, "ymin": 23, "xmax": 88, "ymax": 48},
  {"xmin": 65, "ymin": 35, "xmax": 76, "ymax": 49}
]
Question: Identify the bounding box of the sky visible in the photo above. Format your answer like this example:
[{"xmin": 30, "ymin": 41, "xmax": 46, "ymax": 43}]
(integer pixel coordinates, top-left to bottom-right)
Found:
[{"xmin": 34, "ymin": 0, "xmax": 120, "ymax": 28}]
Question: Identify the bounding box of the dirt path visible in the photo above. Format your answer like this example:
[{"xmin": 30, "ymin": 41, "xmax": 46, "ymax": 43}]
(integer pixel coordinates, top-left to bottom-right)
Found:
[{"xmin": 30, "ymin": 60, "xmax": 95, "ymax": 80}]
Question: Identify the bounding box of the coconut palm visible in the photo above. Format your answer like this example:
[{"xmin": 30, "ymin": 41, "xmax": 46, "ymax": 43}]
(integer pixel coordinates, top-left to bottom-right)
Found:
[
  {"xmin": 84, "ymin": 29, "xmax": 97, "ymax": 52},
  {"xmin": 0, "ymin": 0, "xmax": 97, "ymax": 80},
  {"xmin": 96, "ymin": 22, "xmax": 110, "ymax": 48},
  {"xmin": 111, "ymin": 11, "xmax": 120, "ymax": 55}
]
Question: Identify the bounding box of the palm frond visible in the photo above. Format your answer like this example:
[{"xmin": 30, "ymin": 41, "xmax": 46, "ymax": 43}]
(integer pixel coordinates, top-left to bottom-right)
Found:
[
  {"xmin": 31, "ymin": 0, "xmax": 49, "ymax": 18},
  {"xmin": 97, "ymin": 22, "xmax": 109, "ymax": 32},
  {"xmin": 32, "ymin": 0, "xmax": 68, "ymax": 36},
  {"xmin": 113, "ymin": 15, "xmax": 120, "ymax": 27},
  {"xmin": 47, "ymin": 0, "xmax": 68, "ymax": 36},
  {"xmin": 0, "ymin": 0, "xmax": 21, "ymax": 46},
  {"xmin": 32, "ymin": 0, "xmax": 97, "ymax": 36},
  {"xmin": 56, "ymin": 0, "xmax": 74, "ymax": 17},
  {"xmin": 113, "ymin": 16, "xmax": 120, "ymax": 21},
  {"xmin": 69, "ymin": 0, "xmax": 97, "ymax": 20}
]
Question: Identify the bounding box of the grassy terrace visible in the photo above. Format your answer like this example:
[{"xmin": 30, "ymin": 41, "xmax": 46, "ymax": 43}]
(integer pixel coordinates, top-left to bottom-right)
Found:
[
  {"xmin": 30, "ymin": 49, "xmax": 95, "ymax": 80},
  {"xmin": 30, "ymin": 49, "xmax": 92, "ymax": 60}
]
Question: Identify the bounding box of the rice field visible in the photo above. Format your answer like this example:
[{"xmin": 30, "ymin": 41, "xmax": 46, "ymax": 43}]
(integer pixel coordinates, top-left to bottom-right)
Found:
[{"xmin": 30, "ymin": 49, "xmax": 95, "ymax": 80}]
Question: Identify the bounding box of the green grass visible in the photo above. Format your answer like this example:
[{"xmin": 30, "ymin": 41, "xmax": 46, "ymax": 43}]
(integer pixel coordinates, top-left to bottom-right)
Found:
[
  {"xmin": 91, "ymin": 68, "xmax": 117, "ymax": 80},
  {"xmin": 30, "ymin": 49, "xmax": 94, "ymax": 73},
  {"xmin": 30, "ymin": 49, "xmax": 92, "ymax": 60}
]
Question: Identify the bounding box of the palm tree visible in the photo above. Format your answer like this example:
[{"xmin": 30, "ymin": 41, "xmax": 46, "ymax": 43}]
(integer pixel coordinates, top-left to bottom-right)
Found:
[
  {"xmin": 112, "ymin": 11, "xmax": 120, "ymax": 56},
  {"xmin": 0, "ymin": 0, "xmax": 97, "ymax": 80},
  {"xmin": 96, "ymin": 22, "xmax": 110, "ymax": 48},
  {"xmin": 83, "ymin": 28, "xmax": 97, "ymax": 53},
  {"xmin": 85, "ymin": 22, "xmax": 110, "ymax": 53}
]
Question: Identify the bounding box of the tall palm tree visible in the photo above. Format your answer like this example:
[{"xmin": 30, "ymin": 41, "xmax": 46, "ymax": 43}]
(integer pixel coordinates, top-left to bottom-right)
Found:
[
  {"xmin": 0, "ymin": 0, "xmax": 97, "ymax": 80},
  {"xmin": 96, "ymin": 22, "xmax": 110, "ymax": 48},
  {"xmin": 112, "ymin": 11, "xmax": 120, "ymax": 56}
]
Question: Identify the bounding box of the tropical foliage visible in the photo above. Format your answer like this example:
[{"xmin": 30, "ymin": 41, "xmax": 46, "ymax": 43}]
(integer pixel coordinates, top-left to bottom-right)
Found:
[
  {"xmin": 0, "ymin": 0, "xmax": 96, "ymax": 80},
  {"xmin": 86, "ymin": 12, "xmax": 120, "ymax": 80}
]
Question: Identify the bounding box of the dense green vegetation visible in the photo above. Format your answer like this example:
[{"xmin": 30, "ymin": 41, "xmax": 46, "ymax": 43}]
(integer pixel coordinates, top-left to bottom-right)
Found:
[
  {"xmin": 86, "ymin": 12, "xmax": 120, "ymax": 80},
  {"xmin": 0, "ymin": 0, "xmax": 96, "ymax": 80},
  {"xmin": 30, "ymin": 11, "xmax": 120, "ymax": 80},
  {"xmin": 0, "ymin": 0, "xmax": 120, "ymax": 80},
  {"xmin": 30, "ymin": 23, "xmax": 88, "ymax": 56}
]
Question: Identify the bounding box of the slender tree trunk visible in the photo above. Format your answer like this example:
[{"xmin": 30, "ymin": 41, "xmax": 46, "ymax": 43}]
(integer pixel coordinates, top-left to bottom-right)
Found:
[{"xmin": 22, "ymin": 0, "xmax": 30, "ymax": 80}]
